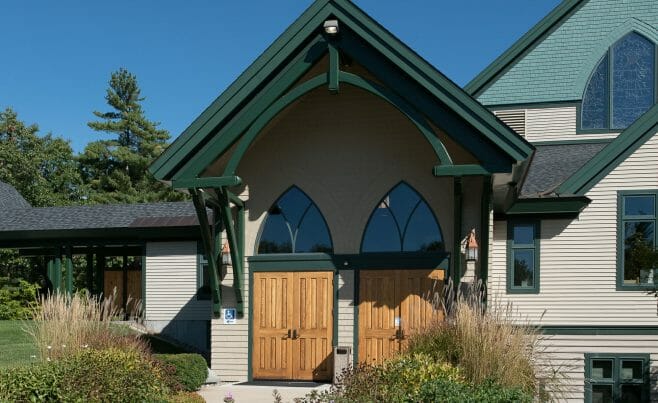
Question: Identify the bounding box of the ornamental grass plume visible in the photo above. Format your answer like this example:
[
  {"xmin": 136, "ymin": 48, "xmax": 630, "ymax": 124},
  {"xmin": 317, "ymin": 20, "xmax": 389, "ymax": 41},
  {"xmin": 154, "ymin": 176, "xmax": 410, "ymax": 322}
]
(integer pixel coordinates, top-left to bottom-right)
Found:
[{"xmin": 24, "ymin": 289, "xmax": 147, "ymax": 361}]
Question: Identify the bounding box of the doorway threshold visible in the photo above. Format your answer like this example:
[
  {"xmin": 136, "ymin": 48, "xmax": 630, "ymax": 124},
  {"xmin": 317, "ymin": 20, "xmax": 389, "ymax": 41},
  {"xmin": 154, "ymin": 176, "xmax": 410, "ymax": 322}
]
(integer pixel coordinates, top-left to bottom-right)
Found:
[{"xmin": 236, "ymin": 381, "xmax": 328, "ymax": 387}]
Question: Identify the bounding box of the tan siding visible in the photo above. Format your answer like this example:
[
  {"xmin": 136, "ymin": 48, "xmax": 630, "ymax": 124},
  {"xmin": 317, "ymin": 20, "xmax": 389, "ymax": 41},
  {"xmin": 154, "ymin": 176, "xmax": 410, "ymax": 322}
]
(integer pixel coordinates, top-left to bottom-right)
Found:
[
  {"xmin": 144, "ymin": 242, "xmax": 209, "ymax": 321},
  {"xmin": 489, "ymin": 131, "xmax": 658, "ymax": 326},
  {"xmin": 536, "ymin": 334, "xmax": 658, "ymax": 402},
  {"xmin": 494, "ymin": 106, "xmax": 618, "ymax": 143}
]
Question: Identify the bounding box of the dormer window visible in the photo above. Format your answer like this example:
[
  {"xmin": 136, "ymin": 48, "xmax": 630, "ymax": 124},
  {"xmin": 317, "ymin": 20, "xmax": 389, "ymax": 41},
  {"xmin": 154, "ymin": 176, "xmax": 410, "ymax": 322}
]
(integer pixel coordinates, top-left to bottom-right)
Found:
[{"xmin": 581, "ymin": 32, "xmax": 656, "ymax": 131}]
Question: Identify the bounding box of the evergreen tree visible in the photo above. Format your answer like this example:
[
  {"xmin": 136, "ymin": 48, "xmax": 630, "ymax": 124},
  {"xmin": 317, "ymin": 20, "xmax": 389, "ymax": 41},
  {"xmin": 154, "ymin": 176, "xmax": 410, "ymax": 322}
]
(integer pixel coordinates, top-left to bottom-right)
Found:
[
  {"xmin": 80, "ymin": 68, "xmax": 184, "ymax": 204},
  {"xmin": 0, "ymin": 108, "xmax": 84, "ymax": 207}
]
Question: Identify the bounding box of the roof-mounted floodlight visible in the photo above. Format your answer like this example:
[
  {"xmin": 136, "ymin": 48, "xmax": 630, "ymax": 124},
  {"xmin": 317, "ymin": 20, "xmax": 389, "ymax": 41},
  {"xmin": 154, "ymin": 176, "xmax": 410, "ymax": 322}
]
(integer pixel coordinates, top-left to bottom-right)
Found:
[{"xmin": 323, "ymin": 19, "xmax": 339, "ymax": 35}]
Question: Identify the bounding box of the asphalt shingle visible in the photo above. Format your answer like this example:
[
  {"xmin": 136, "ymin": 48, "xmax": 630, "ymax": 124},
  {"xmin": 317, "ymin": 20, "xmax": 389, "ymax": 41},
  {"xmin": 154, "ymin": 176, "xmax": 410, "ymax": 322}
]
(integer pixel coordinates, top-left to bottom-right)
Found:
[{"xmin": 0, "ymin": 181, "xmax": 31, "ymax": 210}]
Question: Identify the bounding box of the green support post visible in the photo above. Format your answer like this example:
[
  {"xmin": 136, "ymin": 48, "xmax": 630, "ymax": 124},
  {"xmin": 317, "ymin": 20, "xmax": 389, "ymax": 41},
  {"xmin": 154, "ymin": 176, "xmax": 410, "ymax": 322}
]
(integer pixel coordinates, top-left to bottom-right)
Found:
[
  {"xmin": 66, "ymin": 247, "xmax": 73, "ymax": 294},
  {"xmin": 86, "ymin": 252, "xmax": 94, "ymax": 292},
  {"xmin": 47, "ymin": 259, "xmax": 54, "ymax": 293},
  {"xmin": 218, "ymin": 188, "xmax": 244, "ymax": 316},
  {"xmin": 328, "ymin": 41, "xmax": 340, "ymax": 93},
  {"xmin": 452, "ymin": 177, "xmax": 463, "ymax": 292},
  {"xmin": 96, "ymin": 251, "xmax": 105, "ymax": 298},
  {"xmin": 480, "ymin": 176, "xmax": 492, "ymax": 309},
  {"xmin": 191, "ymin": 190, "xmax": 222, "ymax": 317},
  {"xmin": 54, "ymin": 254, "xmax": 62, "ymax": 293}
]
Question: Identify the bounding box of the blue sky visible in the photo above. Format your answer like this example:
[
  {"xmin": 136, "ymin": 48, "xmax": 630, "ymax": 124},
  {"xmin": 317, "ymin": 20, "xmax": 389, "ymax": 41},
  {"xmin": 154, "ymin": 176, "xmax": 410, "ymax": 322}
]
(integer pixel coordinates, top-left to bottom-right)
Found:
[{"xmin": 1, "ymin": 1, "xmax": 560, "ymax": 153}]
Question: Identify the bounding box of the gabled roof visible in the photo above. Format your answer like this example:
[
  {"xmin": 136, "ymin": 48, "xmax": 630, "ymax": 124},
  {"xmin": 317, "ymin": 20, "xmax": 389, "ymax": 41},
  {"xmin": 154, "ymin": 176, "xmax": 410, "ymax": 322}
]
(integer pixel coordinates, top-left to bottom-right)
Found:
[
  {"xmin": 150, "ymin": 0, "xmax": 533, "ymax": 181},
  {"xmin": 0, "ymin": 181, "xmax": 31, "ymax": 210},
  {"xmin": 465, "ymin": 0, "xmax": 587, "ymax": 98},
  {"xmin": 558, "ymin": 103, "xmax": 658, "ymax": 195}
]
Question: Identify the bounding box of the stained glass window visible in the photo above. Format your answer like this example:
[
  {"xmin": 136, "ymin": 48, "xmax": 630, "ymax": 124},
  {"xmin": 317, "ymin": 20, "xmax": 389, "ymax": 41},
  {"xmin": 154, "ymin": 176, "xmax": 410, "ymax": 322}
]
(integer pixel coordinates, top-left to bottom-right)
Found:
[
  {"xmin": 258, "ymin": 186, "xmax": 332, "ymax": 254},
  {"xmin": 361, "ymin": 182, "xmax": 444, "ymax": 253},
  {"xmin": 581, "ymin": 32, "xmax": 656, "ymax": 131}
]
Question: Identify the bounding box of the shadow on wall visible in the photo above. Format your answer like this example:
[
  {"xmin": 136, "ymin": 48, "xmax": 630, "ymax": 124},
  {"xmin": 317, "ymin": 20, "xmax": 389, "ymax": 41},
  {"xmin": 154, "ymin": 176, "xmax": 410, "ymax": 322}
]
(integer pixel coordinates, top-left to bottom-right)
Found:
[{"xmin": 145, "ymin": 294, "xmax": 212, "ymax": 362}]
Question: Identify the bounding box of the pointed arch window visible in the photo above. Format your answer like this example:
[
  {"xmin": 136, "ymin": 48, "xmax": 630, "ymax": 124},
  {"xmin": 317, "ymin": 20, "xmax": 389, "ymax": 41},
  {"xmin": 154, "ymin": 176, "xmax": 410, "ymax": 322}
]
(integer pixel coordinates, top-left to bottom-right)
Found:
[
  {"xmin": 257, "ymin": 186, "xmax": 333, "ymax": 254},
  {"xmin": 361, "ymin": 182, "xmax": 444, "ymax": 253},
  {"xmin": 582, "ymin": 32, "xmax": 657, "ymax": 131}
]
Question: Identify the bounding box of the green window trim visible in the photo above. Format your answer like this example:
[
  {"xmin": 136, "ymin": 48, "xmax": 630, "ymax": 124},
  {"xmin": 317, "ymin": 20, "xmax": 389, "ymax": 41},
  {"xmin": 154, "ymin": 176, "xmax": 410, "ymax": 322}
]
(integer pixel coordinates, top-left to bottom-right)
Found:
[
  {"xmin": 196, "ymin": 242, "xmax": 211, "ymax": 301},
  {"xmin": 584, "ymin": 353, "xmax": 650, "ymax": 403},
  {"xmin": 617, "ymin": 190, "xmax": 658, "ymax": 291},
  {"xmin": 506, "ymin": 219, "xmax": 540, "ymax": 294}
]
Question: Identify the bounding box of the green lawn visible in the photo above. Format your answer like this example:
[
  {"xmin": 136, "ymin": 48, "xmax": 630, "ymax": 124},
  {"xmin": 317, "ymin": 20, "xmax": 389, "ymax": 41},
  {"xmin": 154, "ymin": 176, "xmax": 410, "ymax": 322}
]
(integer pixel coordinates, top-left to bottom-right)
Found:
[{"xmin": 0, "ymin": 321, "xmax": 37, "ymax": 368}]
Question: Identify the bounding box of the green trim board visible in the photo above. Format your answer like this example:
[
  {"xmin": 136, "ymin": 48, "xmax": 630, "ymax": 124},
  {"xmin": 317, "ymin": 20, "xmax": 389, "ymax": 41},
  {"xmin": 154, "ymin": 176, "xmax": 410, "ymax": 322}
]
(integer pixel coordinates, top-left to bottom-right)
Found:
[
  {"xmin": 558, "ymin": 103, "xmax": 658, "ymax": 195},
  {"xmin": 452, "ymin": 178, "xmax": 463, "ymax": 288},
  {"xmin": 249, "ymin": 253, "xmax": 337, "ymax": 271},
  {"xmin": 486, "ymin": 100, "xmax": 580, "ymax": 111},
  {"xmin": 433, "ymin": 165, "xmax": 490, "ymax": 177},
  {"xmin": 616, "ymin": 190, "xmax": 658, "ymax": 291},
  {"xmin": 465, "ymin": 0, "xmax": 587, "ymax": 97},
  {"xmin": 584, "ymin": 353, "xmax": 650, "ymax": 403},
  {"xmin": 150, "ymin": 0, "xmax": 533, "ymax": 182},
  {"xmin": 480, "ymin": 176, "xmax": 492, "ymax": 283},
  {"xmin": 531, "ymin": 138, "xmax": 614, "ymax": 146},
  {"xmin": 505, "ymin": 196, "xmax": 591, "ymax": 216},
  {"xmin": 540, "ymin": 326, "xmax": 658, "ymax": 335},
  {"xmin": 506, "ymin": 219, "xmax": 540, "ymax": 294},
  {"xmin": 172, "ymin": 176, "xmax": 242, "ymax": 189}
]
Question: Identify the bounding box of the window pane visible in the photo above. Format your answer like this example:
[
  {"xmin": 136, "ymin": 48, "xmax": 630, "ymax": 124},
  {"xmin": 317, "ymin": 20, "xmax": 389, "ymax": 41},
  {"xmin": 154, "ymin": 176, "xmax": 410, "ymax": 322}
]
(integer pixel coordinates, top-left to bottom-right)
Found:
[
  {"xmin": 513, "ymin": 224, "xmax": 535, "ymax": 245},
  {"xmin": 258, "ymin": 213, "xmax": 292, "ymax": 253},
  {"xmin": 591, "ymin": 385, "xmax": 613, "ymax": 403},
  {"xmin": 612, "ymin": 33, "xmax": 655, "ymax": 129},
  {"xmin": 621, "ymin": 384, "xmax": 643, "ymax": 403},
  {"xmin": 625, "ymin": 195, "xmax": 655, "ymax": 216},
  {"xmin": 295, "ymin": 206, "xmax": 332, "ymax": 253},
  {"xmin": 513, "ymin": 249, "xmax": 535, "ymax": 288},
  {"xmin": 621, "ymin": 360, "xmax": 644, "ymax": 380},
  {"xmin": 582, "ymin": 54, "xmax": 609, "ymax": 130},
  {"xmin": 403, "ymin": 202, "xmax": 444, "ymax": 252},
  {"xmin": 592, "ymin": 359, "xmax": 613, "ymax": 379},
  {"xmin": 387, "ymin": 182, "xmax": 421, "ymax": 228},
  {"xmin": 362, "ymin": 207, "xmax": 401, "ymax": 252},
  {"xmin": 623, "ymin": 221, "xmax": 655, "ymax": 284},
  {"xmin": 276, "ymin": 187, "xmax": 311, "ymax": 230}
]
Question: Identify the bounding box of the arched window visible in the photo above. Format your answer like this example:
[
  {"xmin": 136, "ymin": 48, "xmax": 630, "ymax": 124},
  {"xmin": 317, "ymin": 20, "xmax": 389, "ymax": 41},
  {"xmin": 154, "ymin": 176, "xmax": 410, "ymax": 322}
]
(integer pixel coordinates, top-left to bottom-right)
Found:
[
  {"xmin": 257, "ymin": 186, "xmax": 332, "ymax": 254},
  {"xmin": 361, "ymin": 182, "xmax": 444, "ymax": 253},
  {"xmin": 582, "ymin": 32, "xmax": 656, "ymax": 131}
]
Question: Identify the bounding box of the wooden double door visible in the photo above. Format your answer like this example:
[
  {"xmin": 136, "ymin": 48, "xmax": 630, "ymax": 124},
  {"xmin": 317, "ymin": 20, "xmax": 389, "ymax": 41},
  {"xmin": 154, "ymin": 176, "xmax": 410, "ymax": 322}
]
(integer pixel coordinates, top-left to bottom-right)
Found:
[
  {"xmin": 359, "ymin": 269, "xmax": 445, "ymax": 364},
  {"xmin": 252, "ymin": 271, "xmax": 333, "ymax": 381}
]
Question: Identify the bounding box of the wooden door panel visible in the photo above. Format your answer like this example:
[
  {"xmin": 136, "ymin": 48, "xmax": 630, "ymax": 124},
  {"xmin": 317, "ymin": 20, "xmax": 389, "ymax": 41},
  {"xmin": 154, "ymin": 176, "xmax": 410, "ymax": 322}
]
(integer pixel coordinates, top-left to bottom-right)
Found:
[
  {"xmin": 252, "ymin": 273, "xmax": 293, "ymax": 380},
  {"xmin": 359, "ymin": 269, "xmax": 445, "ymax": 364},
  {"xmin": 358, "ymin": 271, "xmax": 399, "ymax": 364},
  {"xmin": 400, "ymin": 270, "xmax": 445, "ymax": 348},
  {"xmin": 292, "ymin": 272, "xmax": 333, "ymax": 381}
]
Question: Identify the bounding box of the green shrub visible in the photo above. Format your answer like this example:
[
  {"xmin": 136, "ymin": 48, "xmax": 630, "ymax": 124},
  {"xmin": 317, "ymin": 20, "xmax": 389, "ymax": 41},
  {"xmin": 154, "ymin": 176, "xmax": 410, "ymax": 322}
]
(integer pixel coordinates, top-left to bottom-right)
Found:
[
  {"xmin": 0, "ymin": 348, "xmax": 169, "ymax": 402},
  {"xmin": 0, "ymin": 279, "xmax": 39, "ymax": 320},
  {"xmin": 417, "ymin": 378, "xmax": 533, "ymax": 403},
  {"xmin": 154, "ymin": 354, "xmax": 207, "ymax": 392}
]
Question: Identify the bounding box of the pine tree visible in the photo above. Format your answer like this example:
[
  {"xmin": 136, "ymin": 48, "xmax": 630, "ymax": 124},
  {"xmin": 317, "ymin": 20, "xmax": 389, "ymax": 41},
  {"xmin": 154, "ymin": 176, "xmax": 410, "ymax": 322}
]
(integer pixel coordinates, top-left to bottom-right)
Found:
[{"xmin": 81, "ymin": 68, "xmax": 184, "ymax": 203}]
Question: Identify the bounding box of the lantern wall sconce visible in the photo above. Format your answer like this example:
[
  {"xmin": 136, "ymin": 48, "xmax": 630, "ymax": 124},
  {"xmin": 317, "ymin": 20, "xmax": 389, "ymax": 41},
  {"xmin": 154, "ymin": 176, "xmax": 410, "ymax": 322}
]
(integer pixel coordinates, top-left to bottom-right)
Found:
[
  {"xmin": 221, "ymin": 242, "xmax": 231, "ymax": 266},
  {"xmin": 464, "ymin": 229, "xmax": 479, "ymax": 262}
]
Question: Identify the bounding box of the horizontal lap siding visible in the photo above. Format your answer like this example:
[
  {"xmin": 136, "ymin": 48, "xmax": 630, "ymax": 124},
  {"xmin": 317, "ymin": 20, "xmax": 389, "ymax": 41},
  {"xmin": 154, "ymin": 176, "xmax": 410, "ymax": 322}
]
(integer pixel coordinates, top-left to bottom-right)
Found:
[
  {"xmin": 337, "ymin": 270, "xmax": 355, "ymax": 350},
  {"xmin": 211, "ymin": 258, "xmax": 249, "ymax": 382},
  {"xmin": 489, "ymin": 132, "xmax": 658, "ymax": 326},
  {"xmin": 145, "ymin": 242, "xmax": 210, "ymax": 321},
  {"xmin": 536, "ymin": 334, "xmax": 658, "ymax": 402}
]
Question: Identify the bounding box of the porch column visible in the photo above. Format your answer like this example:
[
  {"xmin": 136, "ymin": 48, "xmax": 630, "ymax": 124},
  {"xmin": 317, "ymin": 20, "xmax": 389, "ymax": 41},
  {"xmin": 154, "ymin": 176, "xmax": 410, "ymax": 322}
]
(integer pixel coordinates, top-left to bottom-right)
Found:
[
  {"xmin": 452, "ymin": 177, "xmax": 463, "ymax": 291},
  {"xmin": 86, "ymin": 252, "xmax": 94, "ymax": 292},
  {"xmin": 65, "ymin": 246, "xmax": 73, "ymax": 294}
]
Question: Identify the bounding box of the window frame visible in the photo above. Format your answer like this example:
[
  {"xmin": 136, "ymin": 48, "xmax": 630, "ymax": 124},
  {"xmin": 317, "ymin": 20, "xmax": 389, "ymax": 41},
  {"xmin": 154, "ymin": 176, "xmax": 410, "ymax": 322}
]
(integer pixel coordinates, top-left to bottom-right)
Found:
[
  {"xmin": 196, "ymin": 242, "xmax": 211, "ymax": 301},
  {"xmin": 506, "ymin": 219, "xmax": 540, "ymax": 294},
  {"xmin": 584, "ymin": 353, "xmax": 650, "ymax": 403},
  {"xmin": 617, "ymin": 190, "xmax": 658, "ymax": 291},
  {"xmin": 579, "ymin": 32, "xmax": 658, "ymax": 134}
]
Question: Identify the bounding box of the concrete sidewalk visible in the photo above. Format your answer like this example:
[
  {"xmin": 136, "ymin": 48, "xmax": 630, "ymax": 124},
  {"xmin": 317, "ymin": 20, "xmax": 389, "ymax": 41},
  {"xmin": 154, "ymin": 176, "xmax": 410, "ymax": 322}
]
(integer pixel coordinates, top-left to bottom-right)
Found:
[{"xmin": 198, "ymin": 382, "xmax": 331, "ymax": 403}]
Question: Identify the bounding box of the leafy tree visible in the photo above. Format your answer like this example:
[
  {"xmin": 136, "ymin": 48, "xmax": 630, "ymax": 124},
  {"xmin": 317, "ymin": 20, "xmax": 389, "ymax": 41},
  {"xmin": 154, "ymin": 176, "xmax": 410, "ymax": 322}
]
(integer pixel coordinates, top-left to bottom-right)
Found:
[
  {"xmin": 0, "ymin": 108, "xmax": 85, "ymax": 207},
  {"xmin": 80, "ymin": 68, "xmax": 184, "ymax": 204}
]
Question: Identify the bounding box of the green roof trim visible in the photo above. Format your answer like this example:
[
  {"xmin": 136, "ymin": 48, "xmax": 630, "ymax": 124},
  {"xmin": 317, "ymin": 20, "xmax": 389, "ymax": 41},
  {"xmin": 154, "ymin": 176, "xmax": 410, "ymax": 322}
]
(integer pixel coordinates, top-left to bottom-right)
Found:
[
  {"xmin": 150, "ymin": 0, "xmax": 533, "ymax": 181},
  {"xmin": 557, "ymin": 104, "xmax": 658, "ymax": 195},
  {"xmin": 465, "ymin": 0, "xmax": 587, "ymax": 98},
  {"xmin": 505, "ymin": 196, "xmax": 591, "ymax": 216}
]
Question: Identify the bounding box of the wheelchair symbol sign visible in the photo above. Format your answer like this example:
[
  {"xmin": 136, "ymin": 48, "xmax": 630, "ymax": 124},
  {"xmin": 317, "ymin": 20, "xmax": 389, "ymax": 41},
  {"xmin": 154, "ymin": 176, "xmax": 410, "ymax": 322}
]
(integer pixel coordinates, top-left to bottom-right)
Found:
[{"xmin": 223, "ymin": 308, "xmax": 236, "ymax": 324}]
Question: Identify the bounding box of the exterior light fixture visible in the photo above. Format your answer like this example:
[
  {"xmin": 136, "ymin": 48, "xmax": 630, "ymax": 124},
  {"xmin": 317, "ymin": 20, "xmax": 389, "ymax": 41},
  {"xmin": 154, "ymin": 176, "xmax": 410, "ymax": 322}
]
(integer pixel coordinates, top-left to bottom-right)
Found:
[
  {"xmin": 323, "ymin": 19, "xmax": 339, "ymax": 35},
  {"xmin": 221, "ymin": 242, "xmax": 231, "ymax": 266},
  {"xmin": 465, "ymin": 229, "xmax": 479, "ymax": 262}
]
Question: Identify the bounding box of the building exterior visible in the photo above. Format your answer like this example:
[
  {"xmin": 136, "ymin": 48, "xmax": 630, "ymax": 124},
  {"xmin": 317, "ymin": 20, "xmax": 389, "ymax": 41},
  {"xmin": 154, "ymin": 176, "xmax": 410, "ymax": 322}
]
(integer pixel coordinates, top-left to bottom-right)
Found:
[{"xmin": 1, "ymin": 0, "xmax": 658, "ymax": 401}]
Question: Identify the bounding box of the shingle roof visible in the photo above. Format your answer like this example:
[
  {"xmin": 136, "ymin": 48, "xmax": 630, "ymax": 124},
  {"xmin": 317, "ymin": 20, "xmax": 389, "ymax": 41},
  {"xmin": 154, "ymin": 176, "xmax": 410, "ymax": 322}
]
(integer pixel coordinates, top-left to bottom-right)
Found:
[
  {"xmin": 0, "ymin": 181, "xmax": 31, "ymax": 210},
  {"xmin": 0, "ymin": 201, "xmax": 199, "ymax": 232},
  {"xmin": 519, "ymin": 142, "xmax": 607, "ymax": 198}
]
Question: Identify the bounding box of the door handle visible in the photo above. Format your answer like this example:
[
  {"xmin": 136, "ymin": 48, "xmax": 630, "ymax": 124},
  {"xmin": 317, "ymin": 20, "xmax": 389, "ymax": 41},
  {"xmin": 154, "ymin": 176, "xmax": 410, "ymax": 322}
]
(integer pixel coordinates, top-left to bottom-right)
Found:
[
  {"xmin": 283, "ymin": 329, "xmax": 291, "ymax": 339},
  {"xmin": 292, "ymin": 329, "xmax": 298, "ymax": 339}
]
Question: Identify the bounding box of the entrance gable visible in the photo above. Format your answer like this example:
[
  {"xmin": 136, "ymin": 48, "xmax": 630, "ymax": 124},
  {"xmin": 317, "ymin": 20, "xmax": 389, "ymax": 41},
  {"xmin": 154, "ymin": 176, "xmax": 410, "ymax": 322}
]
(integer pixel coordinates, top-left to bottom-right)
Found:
[{"xmin": 149, "ymin": 0, "xmax": 532, "ymax": 183}]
